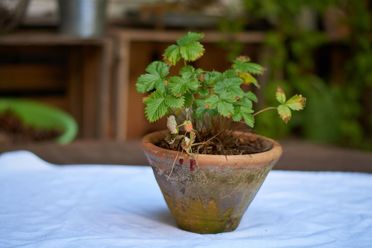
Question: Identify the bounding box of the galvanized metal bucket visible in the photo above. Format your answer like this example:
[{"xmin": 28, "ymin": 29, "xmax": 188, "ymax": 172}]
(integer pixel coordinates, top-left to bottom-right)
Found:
[{"xmin": 58, "ymin": 0, "xmax": 107, "ymax": 37}]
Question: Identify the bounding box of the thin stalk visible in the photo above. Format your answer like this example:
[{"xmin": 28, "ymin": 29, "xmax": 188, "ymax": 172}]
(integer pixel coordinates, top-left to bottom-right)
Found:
[{"xmin": 253, "ymin": 106, "xmax": 276, "ymax": 117}]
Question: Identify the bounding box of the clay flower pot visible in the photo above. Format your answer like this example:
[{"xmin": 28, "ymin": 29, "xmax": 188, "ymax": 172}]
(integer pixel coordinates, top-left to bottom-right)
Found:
[{"xmin": 142, "ymin": 130, "xmax": 282, "ymax": 234}]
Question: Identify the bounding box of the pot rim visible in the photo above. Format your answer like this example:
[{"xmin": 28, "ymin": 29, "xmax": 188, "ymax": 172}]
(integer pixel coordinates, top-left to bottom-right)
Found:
[{"xmin": 142, "ymin": 130, "xmax": 282, "ymax": 166}]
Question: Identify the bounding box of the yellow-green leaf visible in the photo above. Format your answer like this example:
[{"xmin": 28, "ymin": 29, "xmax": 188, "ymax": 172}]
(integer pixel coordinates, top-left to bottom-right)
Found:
[
  {"xmin": 286, "ymin": 94, "xmax": 306, "ymax": 111},
  {"xmin": 276, "ymin": 87, "xmax": 286, "ymax": 104},
  {"xmin": 238, "ymin": 72, "xmax": 259, "ymax": 87},
  {"xmin": 277, "ymin": 105, "xmax": 291, "ymax": 123}
]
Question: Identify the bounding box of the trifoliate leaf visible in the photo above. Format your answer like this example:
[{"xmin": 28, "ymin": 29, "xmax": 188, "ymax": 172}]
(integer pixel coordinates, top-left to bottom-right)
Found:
[
  {"xmin": 285, "ymin": 94, "xmax": 306, "ymax": 111},
  {"xmin": 277, "ymin": 105, "xmax": 292, "ymax": 123},
  {"xmin": 217, "ymin": 101, "xmax": 234, "ymax": 117},
  {"xmin": 276, "ymin": 87, "xmax": 286, "ymax": 104},
  {"xmin": 163, "ymin": 32, "xmax": 205, "ymax": 65},
  {"xmin": 136, "ymin": 61, "xmax": 169, "ymax": 93},
  {"xmin": 233, "ymin": 57, "xmax": 264, "ymax": 75},
  {"xmin": 163, "ymin": 44, "xmax": 180, "ymax": 66}
]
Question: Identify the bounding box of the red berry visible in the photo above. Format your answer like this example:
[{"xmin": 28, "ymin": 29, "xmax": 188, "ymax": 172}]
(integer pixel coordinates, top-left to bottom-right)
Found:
[{"xmin": 179, "ymin": 158, "xmax": 184, "ymax": 165}]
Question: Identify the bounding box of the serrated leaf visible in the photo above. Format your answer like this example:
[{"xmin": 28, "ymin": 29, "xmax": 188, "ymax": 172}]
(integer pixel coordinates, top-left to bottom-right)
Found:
[
  {"xmin": 238, "ymin": 72, "xmax": 259, "ymax": 87},
  {"xmin": 232, "ymin": 112, "xmax": 242, "ymax": 122},
  {"xmin": 163, "ymin": 44, "xmax": 180, "ymax": 66},
  {"xmin": 205, "ymin": 95, "xmax": 219, "ymax": 109},
  {"xmin": 245, "ymin": 91, "xmax": 258, "ymax": 102},
  {"xmin": 184, "ymin": 93, "xmax": 193, "ymax": 107},
  {"xmin": 176, "ymin": 32, "xmax": 204, "ymax": 46},
  {"xmin": 144, "ymin": 91, "xmax": 169, "ymax": 122},
  {"xmin": 242, "ymin": 112, "xmax": 255, "ymax": 127},
  {"xmin": 204, "ymin": 71, "xmax": 222, "ymax": 86},
  {"xmin": 165, "ymin": 95, "xmax": 184, "ymax": 109},
  {"xmin": 136, "ymin": 61, "xmax": 169, "ymax": 93},
  {"xmin": 179, "ymin": 43, "xmax": 205, "ymax": 62},
  {"xmin": 286, "ymin": 94, "xmax": 306, "ymax": 111},
  {"xmin": 136, "ymin": 74, "xmax": 159, "ymax": 93},
  {"xmin": 233, "ymin": 58, "xmax": 264, "ymax": 75},
  {"xmin": 217, "ymin": 101, "xmax": 234, "ymax": 117},
  {"xmin": 240, "ymin": 96, "xmax": 253, "ymax": 109},
  {"xmin": 169, "ymin": 76, "xmax": 188, "ymax": 96},
  {"xmin": 276, "ymin": 87, "xmax": 286, "ymax": 104},
  {"xmin": 277, "ymin": 105, "xmax": 292, "ymax": 123},
  {"xmin": 215, "ymin": 78, "xmax": 243, "ymax": 96}
]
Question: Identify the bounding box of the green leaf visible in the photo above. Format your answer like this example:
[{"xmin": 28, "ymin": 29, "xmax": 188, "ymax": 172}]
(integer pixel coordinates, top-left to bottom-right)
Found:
[
  {"xmin": 245, "ymin": 91, "xmax": 258, "ymax": 102},
  {"xmin": 277, "ymin": 105, "xmax": 292, "ymax": 123},
  {"xmin": 136, "ymin": 74, "xmax": 159, "ymax": 93},
  {"xmin": 204, "ymin": 71, "xmax": 222, "ymax": 86},
  {"xmin": 165, "ymin": 95, "xmax": 184, "ymax": 109},
  {"xmin": 204, "ymin": 95, "xmax": 219, "ymax": 109},
  {"xmin": 217, "ymin": 101, "xmax": 234, "ymax": 117},
  {"xmin": 242, "ymin": 112, "xmax": 255, "ymax": 127},
  {"xmin": 146, "ymin": 61, "xmax": 169, "ymax": 77},
  {"xmin": 232, "ymin": 107, "xmax": 242, "ymax": 122},
  {"xmin": 214, "ymin": 78, "xmax": 243, "ymax": 97},
  {"xmin": 179, "ymin": 43, "xmax": 205, "ymax": 62},
  {"xmin": 169, "ymin": 76, "xmax": 188, "ymax": 96},
  {"xmin": 286, "ymin": 94, "xmax": 306, "ymax": 111},
  {"xmin": 144, "ymin": 91, "xmax": 185, "ymax": 122},
  {"xmin": 233, "ymin": 57, "xmax": 264, "ymax": 75},
  {"xmin": 184, "ymin": 93, "xmax": 193, "ymax": 107},
  {"xmin": 136, "ymin": 61, "xmax": 169, "ymax": 93},
  {"xmin": 177, "ymin": 32, "xmax": 204, "ymax": 46},
  {"xmin": 144, "ymin": 91, "xmax": 169, "ymax": 122},
  {"xmin": 163, "ymin": 44, "xmax": 180, "ymax": 66},
  {"xmin": 276, "ymin": 87, "xmax": 286, "ymax": 104}
]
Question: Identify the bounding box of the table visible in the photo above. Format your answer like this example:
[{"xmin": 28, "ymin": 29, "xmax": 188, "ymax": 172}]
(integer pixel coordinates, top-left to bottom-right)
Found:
[{"xmin": 0, "ymin": 151, "xmax": 371, "ymax": 247}]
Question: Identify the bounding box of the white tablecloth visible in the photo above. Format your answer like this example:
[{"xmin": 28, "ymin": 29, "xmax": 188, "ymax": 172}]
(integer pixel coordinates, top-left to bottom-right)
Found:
[{"xmin": 0, "ymin": 151, "xmax": 371, "ymax": 248}]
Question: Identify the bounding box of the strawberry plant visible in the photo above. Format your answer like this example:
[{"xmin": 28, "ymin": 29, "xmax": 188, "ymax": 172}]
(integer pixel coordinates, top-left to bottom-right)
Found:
[{"xmin": 136, "ymin": 32, "xmax": 305, "ymax": 154}]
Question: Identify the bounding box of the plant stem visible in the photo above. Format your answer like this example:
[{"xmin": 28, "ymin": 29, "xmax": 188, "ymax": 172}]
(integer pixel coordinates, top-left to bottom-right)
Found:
[{"xmin": 253, "ymin": 106, "xmax": 277, "ymax": 117}]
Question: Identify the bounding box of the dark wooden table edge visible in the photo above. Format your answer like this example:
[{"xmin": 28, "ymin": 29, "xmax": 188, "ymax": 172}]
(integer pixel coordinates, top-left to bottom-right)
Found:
[{"xmin": 1, "ymin": 139, "xmax": 371, "ymax": 173}]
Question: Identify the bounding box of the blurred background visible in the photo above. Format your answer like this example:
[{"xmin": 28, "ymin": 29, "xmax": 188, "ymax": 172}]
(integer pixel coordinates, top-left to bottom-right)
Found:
[{"xmin": 0, "ymin": 0, "xmax": 371, "ymax": 151}]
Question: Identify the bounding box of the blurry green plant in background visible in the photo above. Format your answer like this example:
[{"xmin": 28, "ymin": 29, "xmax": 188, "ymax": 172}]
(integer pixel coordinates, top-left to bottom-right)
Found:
[{"xmin": 221, "ymin": 0, "xmax": 372, "ymax": 150}]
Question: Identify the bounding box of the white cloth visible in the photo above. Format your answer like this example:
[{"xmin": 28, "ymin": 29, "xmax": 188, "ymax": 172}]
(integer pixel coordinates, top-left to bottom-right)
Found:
[{"xmin": 0, "ymin": 151, "xmax": 371, "ymax": 248}]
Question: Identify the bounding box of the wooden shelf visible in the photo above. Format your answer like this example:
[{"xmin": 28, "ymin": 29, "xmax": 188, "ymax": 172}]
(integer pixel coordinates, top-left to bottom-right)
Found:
[{"xmin": 0, "ymin": 30, "xmax": 114, "ymax": 139}]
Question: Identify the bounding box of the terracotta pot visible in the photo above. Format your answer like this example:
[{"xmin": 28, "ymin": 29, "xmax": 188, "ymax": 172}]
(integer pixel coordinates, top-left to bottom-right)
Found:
[{"xmin": 142, "ymin": 130, "xmax": 282, "ymax": 234}]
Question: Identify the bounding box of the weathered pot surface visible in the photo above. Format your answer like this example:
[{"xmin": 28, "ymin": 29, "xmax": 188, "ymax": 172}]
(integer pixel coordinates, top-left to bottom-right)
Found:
[{"xmin": 142, "ymin": 130, "xmax": 282, "ymax": 234}]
